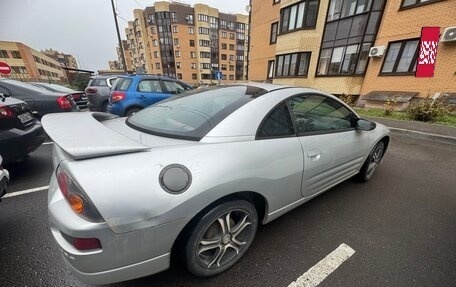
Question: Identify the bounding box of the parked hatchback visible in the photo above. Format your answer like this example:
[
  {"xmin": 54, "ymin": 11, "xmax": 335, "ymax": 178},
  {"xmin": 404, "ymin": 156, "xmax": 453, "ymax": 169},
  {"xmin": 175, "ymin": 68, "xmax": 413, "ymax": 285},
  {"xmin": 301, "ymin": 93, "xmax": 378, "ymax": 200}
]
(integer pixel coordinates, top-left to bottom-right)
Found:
[
  {"xmin": 106, "ymin": 75, "xmax": 192, "ymax": 117},
  {"xmin": 85, "ymin": 75, "xmax": 120, "ymax": 112},
  {"xmin": 0, "ymin": 94, "xmax": 46, "ymax": 164}
]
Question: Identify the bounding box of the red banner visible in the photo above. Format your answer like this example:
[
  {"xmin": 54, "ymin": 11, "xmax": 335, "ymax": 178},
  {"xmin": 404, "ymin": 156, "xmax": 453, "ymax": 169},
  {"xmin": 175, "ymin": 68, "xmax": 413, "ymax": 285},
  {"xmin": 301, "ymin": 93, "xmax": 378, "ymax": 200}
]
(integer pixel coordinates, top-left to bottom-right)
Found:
[{"xmin": 416, "ymin": 27, "xmax": 440, "ymax": 78}]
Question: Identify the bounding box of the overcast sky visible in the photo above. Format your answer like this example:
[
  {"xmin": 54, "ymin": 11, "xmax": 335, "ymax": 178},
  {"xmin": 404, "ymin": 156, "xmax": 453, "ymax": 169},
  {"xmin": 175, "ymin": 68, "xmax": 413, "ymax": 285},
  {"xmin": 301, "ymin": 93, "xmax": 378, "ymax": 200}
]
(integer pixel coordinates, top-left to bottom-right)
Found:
[{"xmin": 0, "ymin": 0, "xmax": 248, "ymax": 71}]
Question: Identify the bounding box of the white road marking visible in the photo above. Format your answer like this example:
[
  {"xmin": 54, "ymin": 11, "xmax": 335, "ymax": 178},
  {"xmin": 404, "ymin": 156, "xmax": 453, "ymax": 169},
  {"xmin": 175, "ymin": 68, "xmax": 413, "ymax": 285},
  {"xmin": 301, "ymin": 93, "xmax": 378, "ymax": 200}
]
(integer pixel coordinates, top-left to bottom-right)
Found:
[
  {"xmin": 43, "ymin": 142, "xmax": 54, "ymax": 145},
  {"xmin": 3, "ymin": 185, "xmax": 49, "ymax": 198},
  {"xmin": 288, "ymin": 243, "xmax": 356, "ymax": 287}
]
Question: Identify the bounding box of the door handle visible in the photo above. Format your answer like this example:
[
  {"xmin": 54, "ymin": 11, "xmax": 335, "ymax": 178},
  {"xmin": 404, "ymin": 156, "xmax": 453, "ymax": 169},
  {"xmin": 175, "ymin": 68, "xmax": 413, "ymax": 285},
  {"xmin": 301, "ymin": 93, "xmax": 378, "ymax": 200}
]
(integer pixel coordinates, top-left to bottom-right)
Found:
[
  {"xmin": 307, "ymin": 149, "xmax": 321, "ymax": 160},
  {"xmin": 138, "ymin": 95, "xmax": 146, "ymax": 99}
]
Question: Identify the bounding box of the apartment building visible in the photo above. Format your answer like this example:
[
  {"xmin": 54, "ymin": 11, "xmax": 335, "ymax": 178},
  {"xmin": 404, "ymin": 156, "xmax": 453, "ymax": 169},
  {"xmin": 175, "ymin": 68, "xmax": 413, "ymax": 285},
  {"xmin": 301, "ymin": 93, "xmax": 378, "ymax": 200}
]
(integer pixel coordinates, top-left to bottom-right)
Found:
[
  {"xmin": 360, "ymin": 0, "xmax": 456, "ymax": 107},
  {"xmin": 0, "ymin": 41, "xmax": 67, "ymax": 82},
  {"xmin": 109, "ymin": 60, "xmax": 122, "ymax": 71},
  {"xmin": 250, "ymin": 0, "xmax": 385, "ymax": 95},
  {"xmin": 124, "ymin": 1, "xmax": 249, "ymax": 85},
  {"xmin": 42, "ymin": 48, "xmax": 78, "ymax": 70},
  {"xmin": 115, "ymin": 40, "xmax": 133, "ymax": 71},
  {"xmin": 249, "ymin": 0, "xmax": 455, "ymax": 105}
]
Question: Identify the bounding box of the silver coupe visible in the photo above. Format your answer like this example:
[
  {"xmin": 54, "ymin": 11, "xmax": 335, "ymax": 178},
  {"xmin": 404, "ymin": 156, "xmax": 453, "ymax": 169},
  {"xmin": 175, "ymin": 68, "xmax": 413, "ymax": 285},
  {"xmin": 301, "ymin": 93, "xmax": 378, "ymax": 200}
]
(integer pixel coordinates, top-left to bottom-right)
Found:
[{"xmin": 43, "ymin": 83, "xmax": 390, "ymax": 284}]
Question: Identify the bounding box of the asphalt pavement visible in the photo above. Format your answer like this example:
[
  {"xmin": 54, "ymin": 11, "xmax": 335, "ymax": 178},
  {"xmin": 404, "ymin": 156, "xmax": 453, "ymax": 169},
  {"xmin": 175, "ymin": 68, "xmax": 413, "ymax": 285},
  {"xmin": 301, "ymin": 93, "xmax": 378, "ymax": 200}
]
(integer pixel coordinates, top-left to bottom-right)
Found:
[{"xmin": 1, "ymin": 134, "xmax": 455, "ymax": 287}]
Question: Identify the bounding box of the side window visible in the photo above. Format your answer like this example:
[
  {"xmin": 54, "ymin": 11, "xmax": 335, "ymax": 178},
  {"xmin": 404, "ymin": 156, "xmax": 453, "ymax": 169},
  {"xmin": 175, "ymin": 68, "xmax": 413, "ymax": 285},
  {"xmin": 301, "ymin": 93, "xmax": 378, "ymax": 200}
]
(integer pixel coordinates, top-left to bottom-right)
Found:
[
  {"xmin": 137, "ymin": 80, "xmax": 163, "ymax": 93},
  {"xmin": 287, "ymin": 94, "xmax": 354, "ymax": 135},
  {"xmin": 257, "ymin": 102, "xmax": 295, "ymax": 139},
  {"xmin": 163, "ymin": 81, "xmax": 185, "ymax": 94}
]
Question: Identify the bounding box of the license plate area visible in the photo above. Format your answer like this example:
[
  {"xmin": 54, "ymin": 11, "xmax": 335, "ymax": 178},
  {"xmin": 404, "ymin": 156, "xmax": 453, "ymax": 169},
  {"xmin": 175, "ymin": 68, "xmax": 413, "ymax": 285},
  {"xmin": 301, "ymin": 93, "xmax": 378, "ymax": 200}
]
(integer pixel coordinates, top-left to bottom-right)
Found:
[{"xmin": 17, "ymin": 112, "xmax": 34, "ymax": 124}]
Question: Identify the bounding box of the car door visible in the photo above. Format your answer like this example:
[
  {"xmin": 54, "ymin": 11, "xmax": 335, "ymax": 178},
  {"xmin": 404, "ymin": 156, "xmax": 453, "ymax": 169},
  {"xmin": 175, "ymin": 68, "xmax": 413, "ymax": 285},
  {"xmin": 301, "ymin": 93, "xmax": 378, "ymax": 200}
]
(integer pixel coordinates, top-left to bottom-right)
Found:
[
  {"xmin": 136, "ymin": 78, "xmax": 169, "ymax": 107},
  {"xmin": 287, "ymin": 94, "xmax": 369, "ymax": 198}
]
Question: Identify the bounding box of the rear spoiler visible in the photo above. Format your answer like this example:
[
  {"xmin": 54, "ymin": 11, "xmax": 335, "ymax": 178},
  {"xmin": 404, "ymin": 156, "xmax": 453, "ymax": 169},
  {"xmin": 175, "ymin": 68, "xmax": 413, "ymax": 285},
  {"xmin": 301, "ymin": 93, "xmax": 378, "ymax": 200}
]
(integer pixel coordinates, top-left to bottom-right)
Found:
[{"xmin": 42, "ymin": 112, "xmax": 149, "ymax": 160}]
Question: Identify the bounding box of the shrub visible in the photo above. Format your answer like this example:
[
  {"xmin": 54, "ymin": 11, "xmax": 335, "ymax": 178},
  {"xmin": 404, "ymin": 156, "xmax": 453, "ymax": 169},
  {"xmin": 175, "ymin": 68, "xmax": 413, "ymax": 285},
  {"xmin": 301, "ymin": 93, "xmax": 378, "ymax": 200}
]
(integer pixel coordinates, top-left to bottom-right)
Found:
[
  {"xmin": 407, "ymin": 100, "xmax": 448, "ymax": 122},
  {"xmin": 339, "ymin": 94, "xmax": 357, "ymax": 107},
  {"xmin": 383, "ymin": 97, "xmax": 398, "ymax": 116}
]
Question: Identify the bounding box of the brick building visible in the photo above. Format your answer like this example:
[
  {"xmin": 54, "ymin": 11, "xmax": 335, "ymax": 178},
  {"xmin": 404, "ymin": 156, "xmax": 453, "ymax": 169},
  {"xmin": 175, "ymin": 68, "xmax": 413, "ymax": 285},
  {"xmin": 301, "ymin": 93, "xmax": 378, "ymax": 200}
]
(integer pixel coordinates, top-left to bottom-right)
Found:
[
  {"xmin": 123, "ymin": 1, "xmax": 249, "ymax": 85},
  {"xmin": 0, "ymin": 41, "xmax": 67, "ymax": 83},
  {"xmin": 249, "ymin": 0, "xmax": 455, "ymax": 105},
  {"xmin": 42, "ymin": 49, "xmax": 78, "ymax": 70}
]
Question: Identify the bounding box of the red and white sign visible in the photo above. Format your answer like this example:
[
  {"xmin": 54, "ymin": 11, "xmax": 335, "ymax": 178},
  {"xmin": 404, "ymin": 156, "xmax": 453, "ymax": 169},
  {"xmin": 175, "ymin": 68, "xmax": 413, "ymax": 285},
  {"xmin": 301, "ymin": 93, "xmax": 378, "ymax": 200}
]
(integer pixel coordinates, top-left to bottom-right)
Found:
[
  {"xmin": 416, "ymin": 27, "xmax": 440, "ymax": 78},
  {"xmin": 0, "ymin": 61, "xmax": 12, "ymax": 76}
]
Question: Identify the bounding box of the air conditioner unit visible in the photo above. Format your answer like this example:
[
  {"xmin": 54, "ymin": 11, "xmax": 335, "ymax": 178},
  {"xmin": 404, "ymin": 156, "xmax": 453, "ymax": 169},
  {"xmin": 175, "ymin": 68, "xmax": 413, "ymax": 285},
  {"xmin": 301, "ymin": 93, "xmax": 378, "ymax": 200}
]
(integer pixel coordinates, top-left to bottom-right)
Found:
[
  {"xmin": 441, "ymin": 26, "xmax": 456, "ymax": 43},
  {"xmin": 369, "ymin": 46, "xmax": 386, "ymax": 57}
]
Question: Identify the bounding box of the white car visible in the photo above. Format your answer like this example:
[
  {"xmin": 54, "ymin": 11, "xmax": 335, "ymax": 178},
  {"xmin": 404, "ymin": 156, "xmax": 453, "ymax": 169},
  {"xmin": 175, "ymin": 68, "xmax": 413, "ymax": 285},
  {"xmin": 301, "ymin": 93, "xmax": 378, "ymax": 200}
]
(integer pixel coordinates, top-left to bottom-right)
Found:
[{"xmin": 0, "ymin": 155, "xmax": 9, "ymax": 200}]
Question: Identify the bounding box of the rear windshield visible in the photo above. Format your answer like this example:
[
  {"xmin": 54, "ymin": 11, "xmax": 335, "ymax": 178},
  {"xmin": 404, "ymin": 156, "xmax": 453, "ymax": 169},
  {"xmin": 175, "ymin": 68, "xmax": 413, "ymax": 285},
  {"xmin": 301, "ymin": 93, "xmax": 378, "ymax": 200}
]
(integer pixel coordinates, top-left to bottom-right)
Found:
[
  {"xmin": 88, "ymin": 78, "xmax": 108, "ymax": 87},
  {"xmin": 112, "ymin": 78, "xmax": 132, "ymax": 91},
  {"xmin": 127, "ymin": 85, "xmax": 267, "ymax": 141}
]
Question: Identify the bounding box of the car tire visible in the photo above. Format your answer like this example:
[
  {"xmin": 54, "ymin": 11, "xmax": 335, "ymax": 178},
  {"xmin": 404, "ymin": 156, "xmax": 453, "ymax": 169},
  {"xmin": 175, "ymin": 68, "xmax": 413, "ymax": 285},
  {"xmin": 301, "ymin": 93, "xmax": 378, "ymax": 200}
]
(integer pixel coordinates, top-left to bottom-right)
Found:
[
  {"xmin": 125, "ymin": 107, "xmax": 141, "ymax": 117},
  {"xmin": 185, "ymin": 200, "xmax": 258, "ymax": 277},
  {"xmin": 356, "ymin": 141, "xmax": 385, "ymax": 182}
]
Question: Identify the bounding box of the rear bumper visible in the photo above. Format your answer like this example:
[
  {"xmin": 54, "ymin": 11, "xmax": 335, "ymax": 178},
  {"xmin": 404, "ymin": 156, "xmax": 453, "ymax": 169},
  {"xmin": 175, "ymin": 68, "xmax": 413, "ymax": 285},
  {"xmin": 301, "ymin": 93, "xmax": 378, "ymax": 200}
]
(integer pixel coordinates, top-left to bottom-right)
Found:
[
  {"xmin": 87, "ymin": 94, "xmax": 108, "ymax": 112},
  {"xmin": 0, "ymin": 123, "xmax": 46, "ymax": 164},
  {"xmin": 106, "ymin": 102, "xmax": 125, "ymax": 116},
  {"xmin": 47, "ymin": 173, "xmax": 183, "ymax": 284}
]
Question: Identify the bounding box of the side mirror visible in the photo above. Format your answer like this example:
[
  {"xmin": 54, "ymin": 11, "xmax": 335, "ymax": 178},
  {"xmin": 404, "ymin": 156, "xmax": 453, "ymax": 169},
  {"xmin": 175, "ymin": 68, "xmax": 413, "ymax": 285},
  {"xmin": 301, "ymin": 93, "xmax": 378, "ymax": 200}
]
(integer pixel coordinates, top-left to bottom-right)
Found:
[{"xmin": 356, "ymin": 118, "xmax": 376, "ymax": 131}]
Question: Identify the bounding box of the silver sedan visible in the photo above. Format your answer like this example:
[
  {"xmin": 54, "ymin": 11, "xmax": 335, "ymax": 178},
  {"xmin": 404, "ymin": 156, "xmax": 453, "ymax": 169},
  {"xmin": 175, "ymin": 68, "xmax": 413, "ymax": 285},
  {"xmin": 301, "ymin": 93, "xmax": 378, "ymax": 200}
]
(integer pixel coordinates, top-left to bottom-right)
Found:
[{"xmin": 42, "ymin": 83, "xmax": 390, "ymax": 284}]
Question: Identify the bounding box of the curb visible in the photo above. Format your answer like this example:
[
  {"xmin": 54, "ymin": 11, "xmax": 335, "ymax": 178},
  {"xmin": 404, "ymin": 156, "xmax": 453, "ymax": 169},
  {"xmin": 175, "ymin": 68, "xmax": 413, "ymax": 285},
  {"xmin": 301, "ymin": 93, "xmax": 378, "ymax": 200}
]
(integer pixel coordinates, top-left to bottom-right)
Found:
[{"xmin": 388, "ymin": 127, "xmax": 456, "ymax": 146}]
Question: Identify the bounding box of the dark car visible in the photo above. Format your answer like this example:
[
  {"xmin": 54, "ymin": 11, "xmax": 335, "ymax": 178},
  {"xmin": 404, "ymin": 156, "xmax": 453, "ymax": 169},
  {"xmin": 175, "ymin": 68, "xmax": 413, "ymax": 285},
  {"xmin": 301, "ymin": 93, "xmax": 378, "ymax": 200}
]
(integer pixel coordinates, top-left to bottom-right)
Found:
[
  {"xmin": 0, "ymin": 155, "xmax": 9, "ymax": 200},
  {"xmin": 0, "ymin": 79, "xmax": 79, "ymax": 118},
  {"xmin": 30, "ymin": 82, "xmax": 88, "ymax": 110},
  {"xmin": 85, "ymin": 75, "xmax": 120, "ymax": 112},
  {"xmin": 0, "ymin": 93, "xmax": 46, "ymax": 164},
  {"xmin": 106, "ymin": 75, "xmax": 192, "ymax": 117}
]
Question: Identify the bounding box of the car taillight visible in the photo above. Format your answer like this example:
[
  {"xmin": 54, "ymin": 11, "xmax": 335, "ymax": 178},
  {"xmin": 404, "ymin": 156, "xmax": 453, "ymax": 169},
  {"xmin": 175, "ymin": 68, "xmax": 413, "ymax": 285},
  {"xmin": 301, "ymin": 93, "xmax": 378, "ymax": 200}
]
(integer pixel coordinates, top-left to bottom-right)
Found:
[
  {"xmin": 0, "ymin": 105, "xmax": 14, "ymax": 118},
  {"xmin": 85, "ymin": 88, "xmax": 97, "ymax": 94},
  {"xmin": 56, "ymin": 167, "xmax": 104, "ymax": 223},
  {"xmin": 61, "ymin": 232, "xmax": 102, "ymax": 251},
  {"xmin": 57, "ymin": 96, "xmax": 73, "ymax": 110},
  {"xmin": 111, "ymin": 91, "xmax": 126, "ymax": 102}
]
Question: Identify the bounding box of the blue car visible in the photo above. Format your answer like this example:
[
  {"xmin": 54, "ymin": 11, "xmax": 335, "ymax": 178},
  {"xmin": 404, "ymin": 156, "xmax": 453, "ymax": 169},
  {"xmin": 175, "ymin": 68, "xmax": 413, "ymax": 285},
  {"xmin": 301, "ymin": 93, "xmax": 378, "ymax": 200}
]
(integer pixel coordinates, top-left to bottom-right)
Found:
[{"xmin": 106, "ymin": 75, "xmax": 192, "ymax": 116}]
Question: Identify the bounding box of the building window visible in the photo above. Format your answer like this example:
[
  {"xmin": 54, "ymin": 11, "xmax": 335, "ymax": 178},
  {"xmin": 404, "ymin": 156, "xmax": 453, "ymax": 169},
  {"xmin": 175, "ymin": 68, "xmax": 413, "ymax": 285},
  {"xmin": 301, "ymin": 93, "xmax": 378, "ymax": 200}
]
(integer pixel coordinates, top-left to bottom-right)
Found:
[
  {"xmin": 273, "ymin": 0, "xmax": 281, "ymax": 4},
  {"xmin": 318, "ymin": 0, "xmax": 385, "ymax": 76},
  {"xmin": 199, "ymin": 27, "xmax": 210, "ymax": 35},
  {"xmin": 201, "ymin": 63, "xmax": 211, "ymax": 69},
  {"xmin": 0, "ymin": 50, "xmax": 8, "ymax": 58},
  {"xmin": 11, "ymin": 51, "xmax": 21, "ymax": 59},
  {"xmin": 153, "ymin": 40, "xmax": 158, "ymax": 47},
  {"xmin": 229, "ymin": 65, "xmax": 235, "ymax": 71},
  {"xmin": 220, "ymin": 19, "xmax": 227, "ymax": 29},
  {"xmin": 200, "ymin": 52, "xmax": 211, "ymax": 58},
  {"xmin": 221, "ymin": 64, "xmax": 227, "ymax": 70},
  {"xmin": 221, "ymin": 54, "xmax": 227, "ymax": 60},
  {"xmin": 171, "ymin": 12, "xmax": 177, "ymax": 23},
  {"xmin": 267, "ymin": 60, "xmax": 275, "ymax": 78},
  {"xmin": 176, "ymin": 62, "xmax": 182, "ymax": 69},
  {"xmin": 221, "ymin": 31, "xmax": 227, "ymax": 38},
  {"xmin": 275, "ymin": 52, "xmax": 311, "ymax": 77},
  {"xmin": 175, "ymin": 51, "xmax": 181, "ymax": 57},
  {"xmin": 401, "ymin": 0, "xmax": 441, "ymax": 9},
  {"xmin": 186, "ymin": 14, "xmax": 194, "ymax": 24},
  {"xmin": 154, "ymin": 51, "xmax": 159, "ymax": 58},
  {"xmin": 270, "ymin": 22, "xmax": 278, "ymax": 44},
  {"xmin": 172, "ymin": 26, "xmax": 178, "ymax": 33},
  {"xmin": 189, "ymin": 40, "xmax": 195, "ymax": 47},
  {"xmin": 198, "ymin": 14, "xmax": 209, "ymax": 22},
  {"xmin": 192, "ymin": 73, "xmax": 197, "ymax": 80},
  {"xmin": 221, "ymin": 43, "xmax": 227, "ymax": 50},
  {"xmin": 229, "ymin": 33, "xmax": 235, "ymax": 40},
  {"xmin": 177, "ymin": 73, "xmax": 183, "ymax": 79},
  {"xmin": 191, "ymin": 63, "xmax": 197, "ymax": 69},
  {"xmin": 229, "ymin": 55, "xmax": 235, "ymax": 61},
  {"xmin": 199, "ymin": 40, "xmax": 210, "ymax": 47},
  {"xmin": 188, "ymin": 27, "xmax": 194, "ymax": 34},
  {"xmin": 191, "ymin": 51, "xmax": 196, "ymax": 58},
  {"xmin": 155, "ymin": 63, "xmax": 160, "ymax": 69},
  {"xmin": 280, "ymin": 0, "xmax": 319, "ymax": 33},
  {"xmin": 174, "ymin": 38, "xmax": 179, "ymax": 46},
  {"xmin": 229, "ymin": 75, "xmax": 235, "ymax": 80},
  {"xmin": 381, "ymin": 39, "xmax": 419, "ymax": 75},
  {"xmin": 229, "ymin": 44, "xmax": 235, "ymax": 50}
]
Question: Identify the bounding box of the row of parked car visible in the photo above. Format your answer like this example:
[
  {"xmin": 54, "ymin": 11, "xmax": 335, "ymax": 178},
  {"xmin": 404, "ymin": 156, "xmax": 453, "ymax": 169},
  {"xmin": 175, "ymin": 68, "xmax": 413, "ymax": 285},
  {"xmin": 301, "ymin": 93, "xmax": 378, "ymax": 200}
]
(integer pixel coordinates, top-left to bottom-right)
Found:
[{"xmin": 0, "ymin": 74, "xmax": 193, "ymax": 200}]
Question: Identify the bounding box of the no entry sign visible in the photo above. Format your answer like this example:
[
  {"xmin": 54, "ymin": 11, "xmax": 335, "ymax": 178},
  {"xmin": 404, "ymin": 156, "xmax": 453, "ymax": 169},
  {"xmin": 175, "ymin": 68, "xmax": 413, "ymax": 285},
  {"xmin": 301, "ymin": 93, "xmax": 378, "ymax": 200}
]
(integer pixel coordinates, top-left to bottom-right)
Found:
[{"xmin": 0, "ymin": 61, "xmax": 12, "ymax": 75}]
